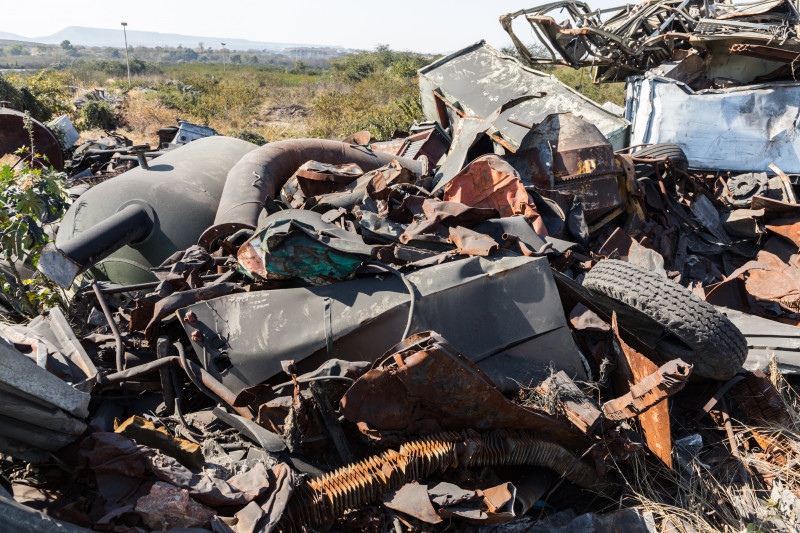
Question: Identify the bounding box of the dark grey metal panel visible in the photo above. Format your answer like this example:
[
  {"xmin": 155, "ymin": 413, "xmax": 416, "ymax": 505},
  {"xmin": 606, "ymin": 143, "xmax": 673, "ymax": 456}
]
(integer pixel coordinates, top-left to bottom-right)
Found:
[
  {"xmin": 718, "ymin": 306, "xmax": 800, "ymax": 374},
  {"xmin": 180, "ymin": 256, "xmax": 587, "ymax": 393},
  {"xmin": 418, "ymin": 42, "xmax": 630, "ymax": 151}
]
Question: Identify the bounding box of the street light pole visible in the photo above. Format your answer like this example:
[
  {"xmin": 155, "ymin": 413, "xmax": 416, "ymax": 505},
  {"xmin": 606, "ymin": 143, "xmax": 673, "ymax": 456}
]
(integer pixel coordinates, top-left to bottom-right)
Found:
[
  {"xmin": 221, "ymin": 42, "xmax": 227, "ymax": 74},
  {"xmin": 121, "ymin": 22, "xmax": 131, "ymax": 86}
]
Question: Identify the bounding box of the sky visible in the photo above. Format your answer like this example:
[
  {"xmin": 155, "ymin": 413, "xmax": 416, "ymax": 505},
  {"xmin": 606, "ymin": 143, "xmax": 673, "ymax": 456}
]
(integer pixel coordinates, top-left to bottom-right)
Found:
[{"xmin": 2, "ymin": 0, "xmax": 624, "ymax": 54}]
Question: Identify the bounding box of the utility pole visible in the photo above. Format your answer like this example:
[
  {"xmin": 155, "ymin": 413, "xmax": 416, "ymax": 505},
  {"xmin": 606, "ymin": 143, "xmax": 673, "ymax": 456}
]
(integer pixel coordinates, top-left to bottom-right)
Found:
[
  {"xmin": 121, "ymin": 22, "xmax": 131, "ymax": 86},
  {"xmin": 221, "ymin": 42, "xmax": 227, "ymax": 74}
]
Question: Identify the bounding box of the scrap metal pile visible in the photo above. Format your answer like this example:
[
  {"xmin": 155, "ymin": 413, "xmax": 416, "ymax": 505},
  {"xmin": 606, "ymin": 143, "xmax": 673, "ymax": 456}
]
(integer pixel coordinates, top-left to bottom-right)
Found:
[
  {"xmin": 502, "ymin": 0, "xmax": 800, "ymax": 83},
  {"xmin": 2, "ymin": 11, "xmax": 800, "ymax": 533}
]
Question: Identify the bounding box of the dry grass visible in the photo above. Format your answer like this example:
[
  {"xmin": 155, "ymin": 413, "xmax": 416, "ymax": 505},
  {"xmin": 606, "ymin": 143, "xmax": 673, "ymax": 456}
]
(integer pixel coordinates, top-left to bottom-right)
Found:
[{"xmin": 614, "ymin": 363, "xmax": 800, "ymax": 533}]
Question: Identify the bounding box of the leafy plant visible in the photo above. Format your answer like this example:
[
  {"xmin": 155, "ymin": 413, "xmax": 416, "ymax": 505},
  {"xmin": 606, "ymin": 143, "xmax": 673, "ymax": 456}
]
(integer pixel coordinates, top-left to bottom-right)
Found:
[
  {"xmin": 77, "ymin": 100, "xmax": 116, "ymax": 130},
  {"xmin": 0, "ymin": 115, "xmax": 70, "ymax": 315}
]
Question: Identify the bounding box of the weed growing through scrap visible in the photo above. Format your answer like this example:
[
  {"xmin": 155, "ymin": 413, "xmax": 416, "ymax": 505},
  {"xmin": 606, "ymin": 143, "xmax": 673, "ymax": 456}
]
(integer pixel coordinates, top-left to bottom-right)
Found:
[{"xmin": 0, "ymin": 122, "xmax": 70, "ymax": 316}]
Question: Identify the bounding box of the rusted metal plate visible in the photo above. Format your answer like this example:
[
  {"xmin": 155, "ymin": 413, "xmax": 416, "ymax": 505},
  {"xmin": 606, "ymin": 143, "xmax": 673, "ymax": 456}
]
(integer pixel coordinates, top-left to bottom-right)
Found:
[
  {"xmin": 765, "ymin": 218, "xmax": 800, "ymax": 248},
  {"xmin": 443, "ymin": 154, "xmax": 547, "ymax": 235},
  {"xmin": 602, "ymin": 359, "xmax": 692, "ymax": 421},
  {"xmin": 537, "ymin": 370, "xmax": 602, "ymax": 435},
  {"xmin": 611, "ymin": 314, "xmax": 674, "ymax": 468},
  {"xmin": 340, "ymin": 331, "xmax": 588, "ymax": 450},
  {"xmin": 506, "ymin": 113, "xmax": 624, "ymax": 222},
  {"xmin": 0, "ymin": 107, "xmax": 64, "ymax": 170}
]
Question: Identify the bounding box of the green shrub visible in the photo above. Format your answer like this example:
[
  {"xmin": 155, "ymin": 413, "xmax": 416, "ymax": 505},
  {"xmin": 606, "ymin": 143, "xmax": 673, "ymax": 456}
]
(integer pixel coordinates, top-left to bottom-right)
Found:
[
  {"xmin": 78, "ymin": 100, "xmax": 116, "ymax": 130},
  {"xmin": 231, "ymin": 130, "xmax": 268, "ymax": 145},
  {"xmin": 0, "ymin": 118, "xmax": 70, "ymax": 315},
  {"xmin": 0, "ymin": 70, "xmax": 72, "ymax": 122},
  {"xmin": 310, "ymin": 73, "xmax": 423, "ymax": 140}
]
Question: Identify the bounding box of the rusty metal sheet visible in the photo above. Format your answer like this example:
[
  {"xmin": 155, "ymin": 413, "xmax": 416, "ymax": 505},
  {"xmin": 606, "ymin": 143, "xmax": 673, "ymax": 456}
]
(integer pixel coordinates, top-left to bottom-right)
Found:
[
  {"xmin": 729, "ymin": 370, "xmax": 792, "ymax": 427},
  {"xmin": 602, "ymin": 359, "xmax": 692, "ymax": 421},
  {"xmin": 279, "ymin": 160, "xmax": 363, "ymax": 208},
  {"xmin": 505, "ymin": 113, "xmax": 624, "ymax": 222},
  {"xmin": 448, "ymin": 226, "xmax": 498, "ymax": 256},
  {"xmin": 765, "ymin": 218, "xmax": 800, "ymax": 248},
  {"xmin": 597, "ymin": 227, "xmax": 666, "ymax": 275},
  {"xmin": 381, "ymin": 483, "xmax": 442, "ymax": 524},
  {"xmin": 744, "ymin": 251, "xmax": 800, "ymax": 311},
  {"xmin": 443, "ymin": 154, "xmax": 547, "ymax": 235},
  {"xmin": 612, "ymin": 314, "xmax": 674, "ymax": 468},
  {"xmin": 537, "ymin": 370, "xmax": 602, "ymax": 435},
  {"xmin": 0, "ymin": 107, "xmax": 64, "ymax": 170},
  {"xmin": 340, "ymin": 331, "xmax": 588, "ymax": 450}
]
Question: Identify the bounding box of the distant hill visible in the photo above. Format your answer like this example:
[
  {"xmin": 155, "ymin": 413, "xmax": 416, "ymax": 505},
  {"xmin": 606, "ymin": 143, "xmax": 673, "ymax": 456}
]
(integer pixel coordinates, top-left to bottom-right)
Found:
[{"xmin": 0, "ymin": 26, "xmax": 343, "ymax": 52}]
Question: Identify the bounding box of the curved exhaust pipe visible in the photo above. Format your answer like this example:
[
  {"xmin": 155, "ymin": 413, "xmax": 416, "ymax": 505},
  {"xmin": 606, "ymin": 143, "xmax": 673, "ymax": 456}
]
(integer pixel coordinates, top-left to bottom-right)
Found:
[{"xmin": 199, "ymin": 139, "xmax": 428, "ymax": 246}]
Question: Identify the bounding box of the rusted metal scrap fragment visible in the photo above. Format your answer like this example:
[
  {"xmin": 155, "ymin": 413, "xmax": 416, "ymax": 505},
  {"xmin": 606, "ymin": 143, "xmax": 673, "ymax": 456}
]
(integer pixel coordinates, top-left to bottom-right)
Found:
[
  {"xmin": 536, "ymin": 370, "xmax": 602, "ymax": 435},
  {"xmin": 340, "ymin": 331, "xmax": 587, "ymax": 450},
  {"xmin": 134, "ymin": 481, "xmax": 215, "ymax": 531},
  {"xmin": 729, "ymin": 370, "xmax": 792, "ymax": 427},
  {"xmin": 0, "ymin": 106, "xmax": 64, "ymax": 170},
  {"xmin": 602, "ymin": 359, "xmax": 692, "ymax": 422},
  {"xmin": 443, "ymin": 154, "xmax": 547, "ymax": 234},
  {"xmin": 448, "ymin": 226, "xmax": 499, "ymax": 256},
  {"xmin": 114, "ymin": 415, "xmax": 204, "ymax": 470},
  {"xmin": 765, "ymin": 218, "xmax": 800, "ymax": 249},
  {"xmin": 611, "ymin": 314, "xmax": 675, "ymax": 468}
]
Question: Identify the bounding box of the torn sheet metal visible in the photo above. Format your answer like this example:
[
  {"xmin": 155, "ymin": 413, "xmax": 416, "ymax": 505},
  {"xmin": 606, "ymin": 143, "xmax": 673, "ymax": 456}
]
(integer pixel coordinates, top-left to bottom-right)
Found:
[
  {"xmin": 179, "ymin": 255, "xmax": 587, "ymax": 394},
  {"xmin": 505, "ymin": 113, "xmax": 624, "ymax": 221},
  {"xmin": 340, "ymin": 331, "xmax": 586, "ymax": 447},
  {"xmin": 0, "ymin": 307, "xmax": 98, "ymax": 391},
  {"xmin": 611, "ymin": 315, "xmax": 673, "ymax": 468},
  {"xmin": 279, "ymin": 161, "xmax": 363, "ymax": 208},
  {"xmin": 443, "ymin": 154, "xmax": 546, "ymax": 234},
  {"xmin": 0, "ymin": 329, "xmax": 90, "ymax": 457},
  {"xmin": 602, "ymin": 359, "xmax": 692, "ymax": 421},
  {"xmin": 418, "ymin": 42, "xmax": 630, "ymax": 151},
  {"xmin": 718, "ymin": 306, "xmax": 800, "ymax": 375},
  {"xmin": 627, "ymin": 74, "xmax": 800, "ymax": 173},
  {"xmin": 237, "ymin": 210, "xmax": 374, "ymax": 284}
]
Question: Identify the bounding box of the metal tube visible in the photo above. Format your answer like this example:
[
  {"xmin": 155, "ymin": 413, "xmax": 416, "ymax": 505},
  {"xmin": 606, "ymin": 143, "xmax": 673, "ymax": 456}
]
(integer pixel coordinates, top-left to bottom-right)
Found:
[
  {"xmin": 91, "ymin": 280, "xmax": 125, "ymax": 372},
  {"xmin": 97, "ymin": 350, "xmax": 254, "ymax": 421},
  {"xmin": 38, "ymin": 203, "xmax": 153, "ymax": 288},
  {"xmin": 203, "ymin": 139, "xmax": 428, "ymax": 244}
]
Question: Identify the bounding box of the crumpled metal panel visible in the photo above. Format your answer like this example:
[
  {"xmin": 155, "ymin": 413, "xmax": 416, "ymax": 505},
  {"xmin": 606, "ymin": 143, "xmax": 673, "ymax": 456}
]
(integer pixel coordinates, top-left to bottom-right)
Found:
[
  {"xmin": 179, "ymin": 255, "xmax": 587, "ymax": 393},
  {"xmin": 627, "ymin": 74, "xmax": 800, "ymax": 172},
  {"xmin": 719, "ymin": 306, "xmax": 800, "ymax": 375},
  {"xmin": 340, "ymin": 331, "xmax": 587, "ymax": 448},
  {"xmin": 418, "ymin": 42, "xmax": 630, "ymax": 151},
  {"xmin": 237, "ymin": 210, "xmax": 374, "ymax": 284}
]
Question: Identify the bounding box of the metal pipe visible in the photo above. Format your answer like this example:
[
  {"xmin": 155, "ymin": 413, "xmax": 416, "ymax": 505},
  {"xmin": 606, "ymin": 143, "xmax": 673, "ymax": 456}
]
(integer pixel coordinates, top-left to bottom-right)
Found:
[
  {"xmin": 97, "ymin": 350, "xmax": 254, "ymax": 420},
  {"xmin": 78, "ymin": 273, "xmax": 223, "ymax": 296},
  {"xmin": 174, "ymin": 342, "xmax": 254, "ymax": 420},
  {"xmin": 91, "ymin": 280, "xmax": 125, "ymax": 372},
  {"xmin": 202, "ymin": 139, "xmax": 428, "ymax": 245},
  {"xmin": 38, "ymin": 203, "xmax": 154, "ymax": 288}
]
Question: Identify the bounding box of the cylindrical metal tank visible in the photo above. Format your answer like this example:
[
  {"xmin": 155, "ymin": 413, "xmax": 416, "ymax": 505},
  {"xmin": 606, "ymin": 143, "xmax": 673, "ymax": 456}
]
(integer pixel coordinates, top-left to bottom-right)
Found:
[{"xmin": 50, "ymin": 136, "xmax": 258, "ymax": 286}]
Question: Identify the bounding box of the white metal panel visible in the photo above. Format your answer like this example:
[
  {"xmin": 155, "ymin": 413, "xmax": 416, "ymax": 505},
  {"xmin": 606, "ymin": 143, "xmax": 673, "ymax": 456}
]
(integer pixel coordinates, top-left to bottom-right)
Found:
[{"xmin": 628, "ymin": 74, "xmax": 800, "ymax": 172}]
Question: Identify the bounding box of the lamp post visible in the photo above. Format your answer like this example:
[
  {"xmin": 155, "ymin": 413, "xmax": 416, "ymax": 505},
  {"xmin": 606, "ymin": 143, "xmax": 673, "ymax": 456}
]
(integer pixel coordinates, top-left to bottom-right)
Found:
[
  {"xmin": 221, "ymin": 42, "xmax": 227, "ymax": 74},
  {"xmin": 121, "ymin": 22, "xmax": 131, "ymax": 86}
]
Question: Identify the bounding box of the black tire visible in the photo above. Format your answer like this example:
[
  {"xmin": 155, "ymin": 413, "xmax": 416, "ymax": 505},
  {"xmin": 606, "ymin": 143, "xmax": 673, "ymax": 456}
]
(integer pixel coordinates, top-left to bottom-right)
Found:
[
  {"xmin": 583, "ymin": 259, "xmax": 747, "ymax": 380},
  {"xmin": 632, "ymin": 143, "xmax": 688, "ymax": 185}
]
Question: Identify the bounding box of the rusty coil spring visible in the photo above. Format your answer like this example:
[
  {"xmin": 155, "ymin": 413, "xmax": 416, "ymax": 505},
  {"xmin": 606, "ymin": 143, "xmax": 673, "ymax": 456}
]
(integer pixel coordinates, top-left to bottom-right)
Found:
[{"xmin": 278, "ymin": 429, "xmax": 598, "ymax": 531}]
